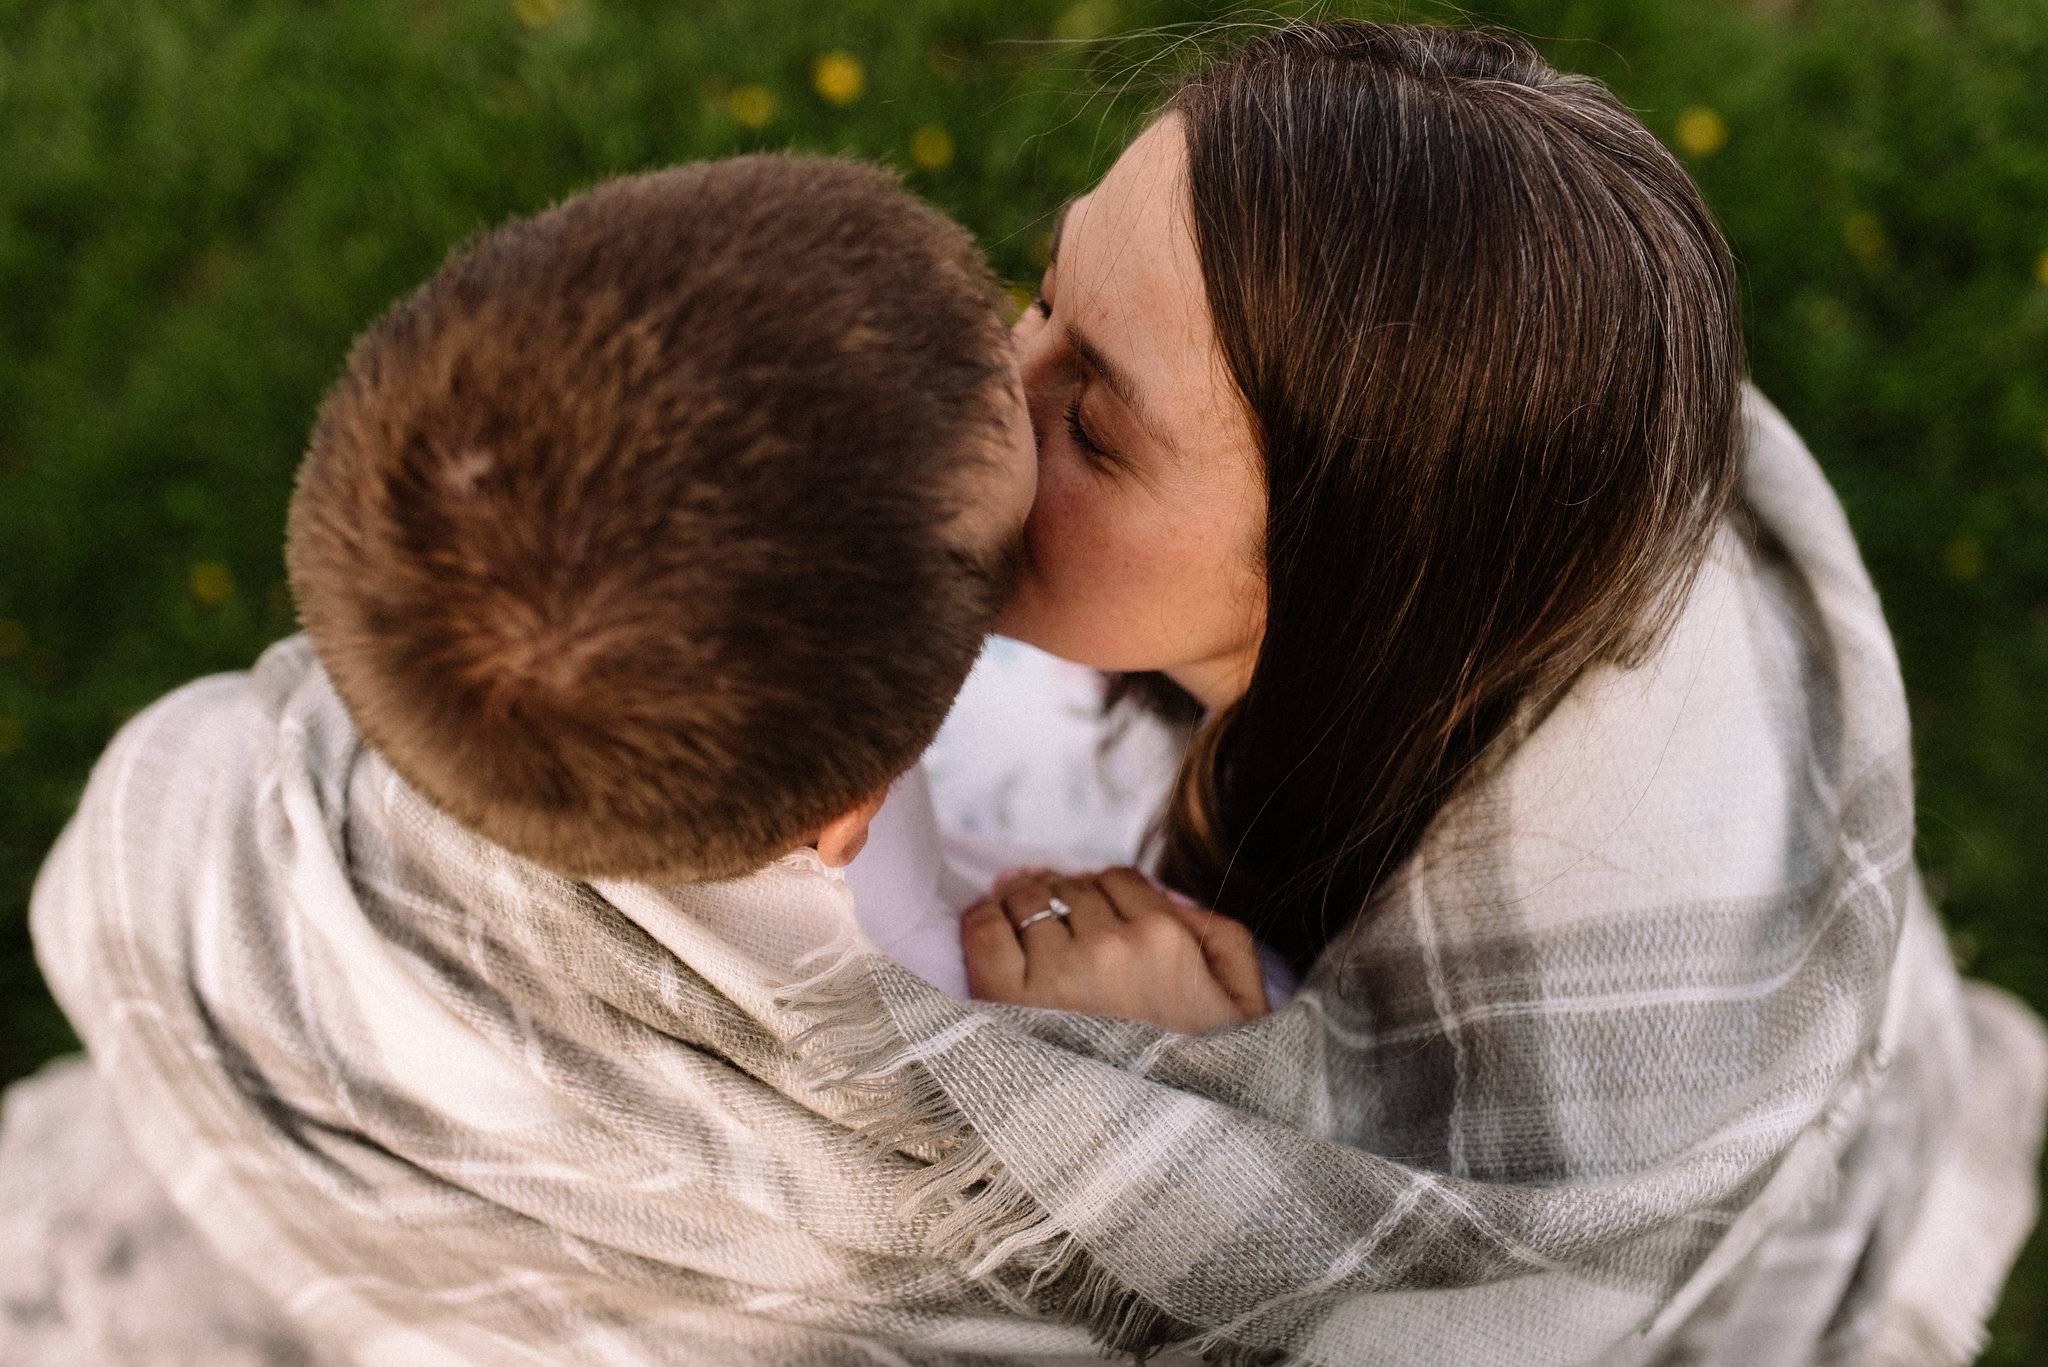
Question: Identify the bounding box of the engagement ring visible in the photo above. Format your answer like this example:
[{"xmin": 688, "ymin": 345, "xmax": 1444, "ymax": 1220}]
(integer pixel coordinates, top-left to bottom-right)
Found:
[{"xmin": 1013, "ymin": 896, "xmax": 1073, "ymax": 932}]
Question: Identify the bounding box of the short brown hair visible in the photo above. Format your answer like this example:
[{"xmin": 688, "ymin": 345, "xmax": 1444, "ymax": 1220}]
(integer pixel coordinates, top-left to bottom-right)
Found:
[{"xmin": 289, "ymin": 156, "xmax": 1016, "ymax": 880}]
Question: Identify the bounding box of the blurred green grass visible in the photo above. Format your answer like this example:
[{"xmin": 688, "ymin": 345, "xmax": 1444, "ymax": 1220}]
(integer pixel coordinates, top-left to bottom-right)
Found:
[{"xmin": 2, "ymin": 0, "xmax": 2044, "ymax": 1357}]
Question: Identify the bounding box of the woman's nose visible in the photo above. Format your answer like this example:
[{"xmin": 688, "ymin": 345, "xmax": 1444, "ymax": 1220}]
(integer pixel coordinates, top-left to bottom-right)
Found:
[{"xmin": 1008, "ymin": 299, "xmax": 1047, "ymax": 356}]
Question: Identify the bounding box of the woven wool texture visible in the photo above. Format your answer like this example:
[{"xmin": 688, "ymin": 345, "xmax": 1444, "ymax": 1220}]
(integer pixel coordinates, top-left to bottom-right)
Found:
[{"xmin": 29, "ymin": 392, "xmax": 2048, "ymax": 1366}]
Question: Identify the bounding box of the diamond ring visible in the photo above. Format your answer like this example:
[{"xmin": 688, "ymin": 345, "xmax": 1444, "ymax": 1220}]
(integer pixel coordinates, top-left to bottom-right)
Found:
[{"xmin": 1012, "ymin": 896, "xmax": 1074, "ymax": 932}]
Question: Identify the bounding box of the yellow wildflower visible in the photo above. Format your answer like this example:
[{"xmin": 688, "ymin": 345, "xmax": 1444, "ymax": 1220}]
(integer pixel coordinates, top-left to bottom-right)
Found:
[
  {"xmin": 813, "ymin": 52, "xmax": 865, "ymax": 106},
  {"xmin": 910, "ymin": 125, "xmax": 954, "ymax": 170},
  {"xmin": 1675, "ymin": 107, "xmax": 1728, "ymax": 157},
  {"xmin": 1054, "ymin": 0, "xmax": 1116, "ymax": 41},
  {"xmin": 190, "ymin": 561, "xmax": 236, "ymax": 605},
  {"xmin": 728, "ymin": 86, "xmax": 777, "ymax": 129}
]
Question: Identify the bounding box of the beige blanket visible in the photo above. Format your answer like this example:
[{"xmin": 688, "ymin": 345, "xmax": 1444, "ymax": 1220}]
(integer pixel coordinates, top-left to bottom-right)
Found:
[{"xmin": 29, "ymin": 391, "xmax": 2047, "ymax": 1365}]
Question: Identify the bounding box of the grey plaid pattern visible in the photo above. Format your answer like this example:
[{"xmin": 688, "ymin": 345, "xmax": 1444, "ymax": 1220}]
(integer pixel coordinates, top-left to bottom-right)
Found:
[{"xmin": 31, "ymin": 392, "xmax": 2045, "ymax": 1366}]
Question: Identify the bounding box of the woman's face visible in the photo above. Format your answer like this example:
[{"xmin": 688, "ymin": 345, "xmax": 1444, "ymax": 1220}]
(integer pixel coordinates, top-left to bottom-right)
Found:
[{"xmin": 999, "ymin": 116, "xmax": 1268, "ymax": 713}]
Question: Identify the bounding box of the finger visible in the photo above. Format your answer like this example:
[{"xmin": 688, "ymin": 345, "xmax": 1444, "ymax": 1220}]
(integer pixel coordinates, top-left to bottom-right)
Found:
[
  {"xmin": 1096, "ymin": 869, "xmax": 1269, "ymax": 1016},
  {"xmin": 960, "ymin": 898, "xmax": 1027, "ymax": 1000},
  {"xmin": 1093, "ymin": 867, "xmax": 1178, "ymax": 924},
  {"xmin": 1157, "ymin": 893, "xmax": 1235, "ymax": 942},
  {"xmin": 1043, "ymin": 875, "xmax": 1121, "ymax": 938},
  {"xmin": 1097, "ymin": 866, "xmax": 1223, "ymax": 939},
  {"xmin": 1000, "ymin": 881, "xmax": 1075, "ymax": 942},
  {"xmin": 989, "ymin": 866, "xmax": 1057, "ymax": 898},
  {"xmin": 1159, "ymin": 899, "xmax": 1270, "ymax": 1017}
]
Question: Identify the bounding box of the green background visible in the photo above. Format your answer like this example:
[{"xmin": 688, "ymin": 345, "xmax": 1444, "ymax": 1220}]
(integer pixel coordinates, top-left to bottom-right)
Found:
[{"xmin": 2, "ymin": 0, "xmax": 2044, "ymax": 1356}]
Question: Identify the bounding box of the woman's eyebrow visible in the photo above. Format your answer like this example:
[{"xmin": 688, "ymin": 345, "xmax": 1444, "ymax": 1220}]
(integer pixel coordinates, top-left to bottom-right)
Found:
[
  {"xmin": 1067, "ymin": 321, "xmax": 1168, "ymax": 447},
  {"xmin": 1044, "ymin": 197, "xmax": 1175, "ymax": 452}
]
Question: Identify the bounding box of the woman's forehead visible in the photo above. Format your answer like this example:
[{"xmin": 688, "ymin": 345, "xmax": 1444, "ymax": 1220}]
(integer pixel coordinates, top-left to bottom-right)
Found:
[
  {"xmin": 1056, "ymin": 119, "xmax": 1217, "ymax": 414},
  {"xmin": 1060, "ymin": 119, "xmax": 1190, "ymax": 286}
]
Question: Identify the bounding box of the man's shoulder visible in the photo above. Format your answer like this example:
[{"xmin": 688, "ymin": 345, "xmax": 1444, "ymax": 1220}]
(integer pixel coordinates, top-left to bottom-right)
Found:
[
  {"xmin": 90, "ymin": 638, "xmax": 315, "ymax": 789},
  {"xmin": 116, "ymin": 635, "xmax": 315, "ymax": 740}
]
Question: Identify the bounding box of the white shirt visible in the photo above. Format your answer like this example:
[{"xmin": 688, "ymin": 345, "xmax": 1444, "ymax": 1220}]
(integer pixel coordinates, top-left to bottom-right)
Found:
[
  {"xmin": 841, "ymin": 764, "xmax": 1084, "ymax": 998},
  {"xmin": 843, "ymin": 641, "xmax": 1298, "ymax": 1007}
]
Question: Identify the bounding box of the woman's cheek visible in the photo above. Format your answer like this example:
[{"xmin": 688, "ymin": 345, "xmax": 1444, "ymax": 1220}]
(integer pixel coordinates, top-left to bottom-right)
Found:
[
  {"xmin": 1020, "ymin": 458, "xmax": 1099, "ymax": 607},
  {"xmin": 1001, "ymin": 462, "xmax": 1117, "ymax": 654},
  {"xmin": 1023, "ymin": 474, "xmax": 1182, "ymax": 665}
]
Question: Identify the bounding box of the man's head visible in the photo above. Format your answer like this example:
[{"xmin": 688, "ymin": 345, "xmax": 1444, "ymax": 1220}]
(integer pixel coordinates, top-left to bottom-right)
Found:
[{"xmin": 288, "ymin": 156, "xmax": 1033, "ymax": 881}]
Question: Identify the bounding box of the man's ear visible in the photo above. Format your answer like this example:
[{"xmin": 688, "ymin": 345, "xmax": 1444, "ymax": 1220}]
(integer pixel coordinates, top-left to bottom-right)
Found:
[{"xmin": 814, "ymin": 787, "xmax": 891, "ymax": 868}]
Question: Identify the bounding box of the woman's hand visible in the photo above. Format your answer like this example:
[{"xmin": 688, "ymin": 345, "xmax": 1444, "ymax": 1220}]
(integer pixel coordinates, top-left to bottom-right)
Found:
[{"xmin": 960, "ymin": 867, "xmax": 1269, "ymax": 1032}]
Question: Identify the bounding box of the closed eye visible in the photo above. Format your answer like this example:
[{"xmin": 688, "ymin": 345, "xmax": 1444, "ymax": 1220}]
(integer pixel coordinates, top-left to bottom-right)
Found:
[{"xmin": 1064, "ymin": 399, "xmax": 1117, "ymax": 467}]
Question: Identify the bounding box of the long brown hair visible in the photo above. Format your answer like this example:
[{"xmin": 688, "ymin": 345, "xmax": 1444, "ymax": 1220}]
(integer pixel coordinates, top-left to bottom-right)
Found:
[{"xmin": 1144, "ymin": 23, "xmax": 1745, "ymax": 972}]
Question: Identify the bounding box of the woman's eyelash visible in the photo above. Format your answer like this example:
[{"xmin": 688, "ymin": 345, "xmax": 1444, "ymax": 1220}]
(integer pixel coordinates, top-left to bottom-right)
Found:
[
  {"xmin": 1034, "ymin": 297, "xmax": 1051, "ymax": 319},
  {"xmin": 1064, "ymin": 399, "xmax": 1113, "ymax": 463}
]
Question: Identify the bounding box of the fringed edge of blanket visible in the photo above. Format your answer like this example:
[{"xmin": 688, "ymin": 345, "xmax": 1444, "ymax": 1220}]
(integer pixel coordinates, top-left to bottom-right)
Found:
[
  {"xmin": 777, "ymin": 945, "xmax": 1295, "ymax": 1367},
  {"xmin": 1862, "ymin": 984, "xmax": 2048, "ymax": 1367}
]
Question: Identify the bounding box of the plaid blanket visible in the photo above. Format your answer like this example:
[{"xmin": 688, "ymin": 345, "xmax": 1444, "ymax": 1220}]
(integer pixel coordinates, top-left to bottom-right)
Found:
[{"xmin": 31, "ymin": 391, "xmax": 2046, "ymax": 1365}]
